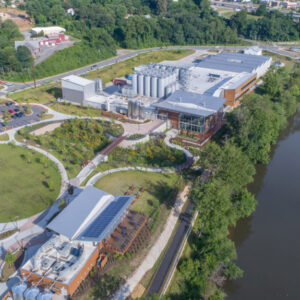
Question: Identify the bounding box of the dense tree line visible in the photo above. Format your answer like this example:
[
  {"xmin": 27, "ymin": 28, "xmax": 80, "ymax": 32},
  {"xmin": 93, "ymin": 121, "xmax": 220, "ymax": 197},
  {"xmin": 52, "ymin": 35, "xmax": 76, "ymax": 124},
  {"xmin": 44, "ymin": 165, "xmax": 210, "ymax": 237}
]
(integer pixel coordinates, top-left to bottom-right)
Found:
[
  {"xmin": 160, "ymin": 64, "xmax": 300, "ymax": 299},
  {"xmin": 229, "ymin": 8, "xmax": 300, "ymax": 41},
  {"xmin": 0, "ymin": 19, "xmax": 32, "ymax": 73}
]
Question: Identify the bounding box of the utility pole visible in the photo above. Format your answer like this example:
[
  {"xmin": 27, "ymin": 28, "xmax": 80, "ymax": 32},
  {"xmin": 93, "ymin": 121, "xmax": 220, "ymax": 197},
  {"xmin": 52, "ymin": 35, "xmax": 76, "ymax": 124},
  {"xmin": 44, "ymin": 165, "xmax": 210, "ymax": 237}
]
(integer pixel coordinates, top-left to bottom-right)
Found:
[{"xmin": 31, "ymin": 57, "xmax": 36, "ymax": 88}]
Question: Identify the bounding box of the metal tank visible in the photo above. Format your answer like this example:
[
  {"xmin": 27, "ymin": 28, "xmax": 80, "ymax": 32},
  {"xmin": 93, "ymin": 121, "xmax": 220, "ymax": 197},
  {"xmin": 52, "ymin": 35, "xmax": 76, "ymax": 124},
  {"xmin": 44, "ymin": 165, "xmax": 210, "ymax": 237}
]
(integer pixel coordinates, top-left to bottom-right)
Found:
[
  {"xmin": 24, "ymin": 287, "xmax": 40, "ymax": 300},
  {"xmin": 151, "ymin": 76, "xmax": 157, "ymax": 98},
  {"xmin": 12, "ymin": 282, "xmax": 27, "ymax": 300},
  {"xmin": 138, "ymin": 74, "xmax": 144, "ymax": 96},
  {"xmin": 132, "ymin": 73, "xmax": 138, "ymax": 95},
  {"xmin": 37, "ymin": 291, "xmax": 53, "ymax": 300},
  {"xmin": 144, "ymin": 75, "xmax": 151, "ymax": 97},
  {"xmin": 95, "ymin": 78, "xmax": 102, "ymax": 93},
  {"xmin": 158, "ymin": 77, "xmax": 165, "ymax": 98}
]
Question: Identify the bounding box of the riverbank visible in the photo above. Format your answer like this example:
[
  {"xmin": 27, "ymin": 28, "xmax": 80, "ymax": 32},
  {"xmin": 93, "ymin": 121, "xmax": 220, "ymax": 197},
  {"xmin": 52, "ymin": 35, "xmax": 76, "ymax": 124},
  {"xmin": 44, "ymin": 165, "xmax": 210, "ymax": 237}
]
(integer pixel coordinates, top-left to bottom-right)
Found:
[
  {"xmin": 166, "ymin": 64, "xmax": 300, "ymax": 299},
  {"xmin": 225, "ymin": 109, "xmax": 300, "ymax": 299}
]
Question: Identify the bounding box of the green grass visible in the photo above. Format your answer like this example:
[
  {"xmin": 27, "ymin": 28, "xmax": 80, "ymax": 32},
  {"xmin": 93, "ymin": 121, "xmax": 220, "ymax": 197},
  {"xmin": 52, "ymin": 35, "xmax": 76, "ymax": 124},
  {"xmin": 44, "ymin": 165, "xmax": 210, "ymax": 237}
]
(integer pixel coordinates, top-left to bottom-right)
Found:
[
  {"xmin": 0, "ymin": 144, "xmax": 61, "ymax": 222},
  {"xmin": 40, "ymin": 113, "xmax": 54, "ymax": 120},
  {"xmin": 0, "ymin": 134, "xmax": 9, "ymax": 141},
  {"xmin": 86, "ymin": 49, "xmax": 195, "ymax": 83},
  {"xmin": 95, "ymin": 170, "xmax": 179, "ymax": 216},
  {"xmin": 9, "ymin": 83, "xmax": 61, "ymax": 104},
  {"xmin": 48, "ymin": 102, "xmax": 103, "ymax": 117}
]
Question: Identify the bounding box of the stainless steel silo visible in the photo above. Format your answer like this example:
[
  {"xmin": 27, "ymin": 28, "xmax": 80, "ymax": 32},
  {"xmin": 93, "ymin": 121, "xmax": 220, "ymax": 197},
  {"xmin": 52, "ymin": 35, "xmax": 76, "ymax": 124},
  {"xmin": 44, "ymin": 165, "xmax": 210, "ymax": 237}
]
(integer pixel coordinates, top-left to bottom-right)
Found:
[
  {"xmin": 37, "ymin": 291, "xmax": 53, "ymax": 300},
  {"xmin": 158, "ymin": 77, "xmax": 165, "ymax": 98},
  {"xmin": 138, "ymin": 74, "xmax": 144, "ymax": 96},
  {"xmin": 151, "ymin": 76, "xmax": 157, "ymax": 98},
  {"xmin": 132, "ymin": 73, "xmax": 138, "ymax": 95},
  {"xmin": 144, "ymin": 75, "xmax": 151, "ymax": 97}
]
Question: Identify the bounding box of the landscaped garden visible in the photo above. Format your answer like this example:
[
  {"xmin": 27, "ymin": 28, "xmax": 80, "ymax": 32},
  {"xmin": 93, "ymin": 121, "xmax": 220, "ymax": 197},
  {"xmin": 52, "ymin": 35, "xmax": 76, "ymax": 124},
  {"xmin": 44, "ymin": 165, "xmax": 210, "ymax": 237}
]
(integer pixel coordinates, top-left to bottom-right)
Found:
[
  {"xmin": 0, "ymin": 144, "xmax": 61, "ymax": 222},
  {"xmin": 107, "ymin": 138, "xmax": 186, "ymax": 169},
  {"xmin": 17, "ymin": 119, "xmax": 123, "ymax": 178}
]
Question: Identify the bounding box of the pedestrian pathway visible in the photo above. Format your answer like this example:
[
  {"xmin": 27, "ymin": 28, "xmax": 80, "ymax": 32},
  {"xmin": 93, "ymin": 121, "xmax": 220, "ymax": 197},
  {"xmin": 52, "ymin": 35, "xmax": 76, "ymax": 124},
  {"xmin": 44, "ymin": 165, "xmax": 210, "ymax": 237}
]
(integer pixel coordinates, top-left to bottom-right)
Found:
[{"xmin": 112, "ymin": 184, "xmax": 191, "ymax": 300}]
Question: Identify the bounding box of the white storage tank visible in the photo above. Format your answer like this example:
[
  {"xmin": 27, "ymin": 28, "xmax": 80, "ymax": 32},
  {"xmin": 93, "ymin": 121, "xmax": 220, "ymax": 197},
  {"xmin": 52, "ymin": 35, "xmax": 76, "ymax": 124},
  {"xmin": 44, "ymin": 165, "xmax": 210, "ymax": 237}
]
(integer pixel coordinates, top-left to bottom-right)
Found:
[
  {"xmin": 132, "ymin": 73, "xmax": 138, "ymax": 95},
  {"xmin": 24, "ymin": 287, "xmax": 40, "ymax": 300},
  {"xmin": 158, "ymin": 77, "xmax": 165, "ymax": 98},
  {"xmin": 37, "ymin": 291, "xmax": 53, "ymax": 300},
  {"xmin": 138, "ymin": 74, "xmax": 144, "ymax": 96},
  {"xmin": 12, "ymin": 282, "xmax": 27, "ymax": 300},
  {"xmin": 151, "ymin": 76, "xmax": 157, "ymax": 98},
  {"xmin": 144, "ymin": 75, "xmax": 151, "ymax": 97}
]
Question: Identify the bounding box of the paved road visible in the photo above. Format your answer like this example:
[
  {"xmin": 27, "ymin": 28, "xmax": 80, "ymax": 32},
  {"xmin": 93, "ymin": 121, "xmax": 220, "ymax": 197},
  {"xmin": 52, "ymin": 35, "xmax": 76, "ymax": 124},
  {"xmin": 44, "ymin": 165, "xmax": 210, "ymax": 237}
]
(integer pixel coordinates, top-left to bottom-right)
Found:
[
  {"xmin": 147, "ymin": 200, "xmax": 194, "ymax": 296},
  {"xmin": 2, "ymin": 45, "xmax": 248, "ymax": 94}
]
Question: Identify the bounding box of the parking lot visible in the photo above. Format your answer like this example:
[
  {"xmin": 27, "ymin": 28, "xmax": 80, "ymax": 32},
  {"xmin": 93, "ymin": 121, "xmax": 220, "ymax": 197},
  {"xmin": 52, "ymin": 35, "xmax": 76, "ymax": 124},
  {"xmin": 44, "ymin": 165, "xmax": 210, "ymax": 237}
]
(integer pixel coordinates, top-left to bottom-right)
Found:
[{"xmin": 0, "ymin": 102, "xmax": 46, "ymax": 132}]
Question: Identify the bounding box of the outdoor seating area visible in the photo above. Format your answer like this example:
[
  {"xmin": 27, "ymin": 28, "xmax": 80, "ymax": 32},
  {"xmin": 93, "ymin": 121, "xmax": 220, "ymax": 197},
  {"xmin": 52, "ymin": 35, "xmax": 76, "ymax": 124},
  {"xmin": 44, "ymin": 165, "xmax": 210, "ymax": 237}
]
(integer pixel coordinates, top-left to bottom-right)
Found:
[{"xmin": 104, "ymin": 210, "xmax": 148, "ymax": 255}]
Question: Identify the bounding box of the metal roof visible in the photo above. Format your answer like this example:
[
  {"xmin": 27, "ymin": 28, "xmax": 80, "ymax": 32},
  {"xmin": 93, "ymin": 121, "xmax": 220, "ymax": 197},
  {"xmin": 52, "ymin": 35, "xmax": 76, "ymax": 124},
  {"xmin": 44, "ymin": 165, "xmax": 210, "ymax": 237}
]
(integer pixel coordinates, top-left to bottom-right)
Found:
[
  {"xmin": 153, "ymin": 90, "xmax": 225, "ymax": 117},
  {"xmin": 47, "ymin": 186, "xmax": 111, "ymax": 240},
  {"xmin": 227, "ymin": 73, "xmax": 255, "ymax": 90},
  {"xmin": 77, "ymin": 195, "xmax": 134, "ymax": 242},
  {"xmin": 62, "ymin": 75, "xmax": 94, "ymax": 87},
  {"xmin": 195, "ymin": 52, "xmax": 271, "ymax": 73},
  {"xmin": 204, "ymin": 77, "xmax": 232, "ymax": 96}
]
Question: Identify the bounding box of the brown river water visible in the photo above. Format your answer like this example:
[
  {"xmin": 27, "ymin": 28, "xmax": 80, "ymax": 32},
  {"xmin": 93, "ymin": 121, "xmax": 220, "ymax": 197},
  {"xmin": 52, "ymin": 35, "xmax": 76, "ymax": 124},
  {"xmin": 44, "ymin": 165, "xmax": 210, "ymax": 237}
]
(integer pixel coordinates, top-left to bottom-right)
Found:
[{"xmin": 225, "ymin": 109, "xmax": 300, "ymax": 299}]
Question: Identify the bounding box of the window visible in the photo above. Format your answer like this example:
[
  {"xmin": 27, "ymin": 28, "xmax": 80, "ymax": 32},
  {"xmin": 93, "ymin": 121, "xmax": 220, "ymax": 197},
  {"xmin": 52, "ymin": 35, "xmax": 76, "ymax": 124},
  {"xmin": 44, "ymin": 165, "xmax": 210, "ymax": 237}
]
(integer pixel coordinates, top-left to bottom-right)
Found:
[{"xmin": 179, "ymin": 114, "xmax": 206, "ymax": 134}]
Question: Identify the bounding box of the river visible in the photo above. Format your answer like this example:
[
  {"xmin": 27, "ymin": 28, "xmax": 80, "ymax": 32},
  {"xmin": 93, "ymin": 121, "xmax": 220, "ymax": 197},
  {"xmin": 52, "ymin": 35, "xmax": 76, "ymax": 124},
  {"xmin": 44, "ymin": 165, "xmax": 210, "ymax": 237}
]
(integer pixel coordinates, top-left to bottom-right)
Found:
[{"xmin": 225, "ymin": 109, "xmax": 300, "ymax": 299}]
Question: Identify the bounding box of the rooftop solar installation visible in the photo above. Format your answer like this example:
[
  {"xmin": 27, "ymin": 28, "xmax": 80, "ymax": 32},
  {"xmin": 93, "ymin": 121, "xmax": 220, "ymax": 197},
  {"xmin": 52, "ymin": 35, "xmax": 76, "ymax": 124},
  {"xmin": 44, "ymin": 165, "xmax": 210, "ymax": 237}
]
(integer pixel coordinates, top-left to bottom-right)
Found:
[
  {"xmin": 78, "ymin": 196, "xmax": 134, "ymax": 242},
  {"xmin": 195, "ymin": 52, "xmax": 270, "ymax": 73}
]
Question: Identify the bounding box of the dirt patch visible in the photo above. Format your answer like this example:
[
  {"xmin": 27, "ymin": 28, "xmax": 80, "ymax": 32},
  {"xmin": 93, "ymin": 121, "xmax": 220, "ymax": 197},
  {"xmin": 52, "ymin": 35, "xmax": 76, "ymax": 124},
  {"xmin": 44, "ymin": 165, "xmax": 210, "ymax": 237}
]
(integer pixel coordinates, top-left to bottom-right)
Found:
[
  {"xmin": 31, "ymin": 122, "xmax": 62, "ymax": 136},
  {"xmin": 0, "ymin": 8, "xmax": 33, "ymax": 31}
]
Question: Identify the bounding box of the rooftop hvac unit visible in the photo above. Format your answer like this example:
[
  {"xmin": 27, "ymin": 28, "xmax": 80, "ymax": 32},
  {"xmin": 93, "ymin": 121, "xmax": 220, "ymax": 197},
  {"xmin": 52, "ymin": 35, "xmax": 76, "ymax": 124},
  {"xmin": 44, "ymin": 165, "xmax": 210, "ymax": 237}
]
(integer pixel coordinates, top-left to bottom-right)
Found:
[{"xmin": 12, "ymin": 282, "xmax": 27, "ymax": 300}]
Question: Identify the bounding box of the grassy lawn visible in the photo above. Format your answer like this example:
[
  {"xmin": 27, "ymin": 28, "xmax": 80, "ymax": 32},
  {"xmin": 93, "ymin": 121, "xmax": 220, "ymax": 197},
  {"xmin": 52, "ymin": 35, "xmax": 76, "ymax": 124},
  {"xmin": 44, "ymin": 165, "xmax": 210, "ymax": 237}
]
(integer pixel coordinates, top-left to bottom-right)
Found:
[
  {"xmin": 0, "ymin": 133, "xmax": 9, "ymax": 141},
  {"xmin": 17, "ymin": 119, "xmax": 122, "ymax": 178},
  {"xmin": 40, "ymin": 113, "xmax": 54, "ymax": 120},
  {"xmin": 95, "ymin": 170, "xmax": 179, "ymax": 216},
  {"xmin": 1, "ymin": 250, "xmax": 24, "ymax": 281},
  {"xmin": 86, "ymin": 49, "xmax": 195, "ymax": 83},
  {"xmin": 0, "ymin": 144, "xmax": 61, "ymax": 222},
  {"xmin": 48, "ymin": 102, "xmax": 103, "ymax": 117},
  {"xmin": 262, "ymin": 50, "xmax": 295, "ymax": 68},
  {"xmin": 9, "ymin": 82, "xmax": 61, "ymax": 104}
]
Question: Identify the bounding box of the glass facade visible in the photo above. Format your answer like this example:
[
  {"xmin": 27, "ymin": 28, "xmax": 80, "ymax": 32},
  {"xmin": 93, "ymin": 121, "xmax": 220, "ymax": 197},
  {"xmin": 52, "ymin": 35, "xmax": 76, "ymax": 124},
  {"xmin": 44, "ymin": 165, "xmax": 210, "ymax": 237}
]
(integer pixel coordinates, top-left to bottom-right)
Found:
[{"xmin": 179, "ymin": 114, "xmax": 206, "ymax": 134}]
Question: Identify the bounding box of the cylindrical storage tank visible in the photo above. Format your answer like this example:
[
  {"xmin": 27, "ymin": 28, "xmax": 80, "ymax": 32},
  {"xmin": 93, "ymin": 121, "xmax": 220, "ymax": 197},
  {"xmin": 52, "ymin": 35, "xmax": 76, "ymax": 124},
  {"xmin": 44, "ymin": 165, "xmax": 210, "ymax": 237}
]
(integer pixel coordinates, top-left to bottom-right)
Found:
[
  {"xmin": 144, "ymin": 75, "xmax": 151, "ymax": 97},
  {"xmin": 12, "ymin": 282, "xmax": 27, "ymax": 300},
  {"xmin": 166, "ymin": 85, "xmax": 172, "ymax": 98},
  {"xmin": 151, "ymin": 76, "xmax": 157, "ymax": 98},
  {"xmin": 24, "ymin": 287, "xmax": 39, "ymax": 300},
  {"xmin": 175, "ymin": 68, "xmax": 180, "ymax": 79},
  {"xmin": 172, "ymin": 83, "xmax": 176, "ymax": 93},
  {"xmin": 179, "ymin": 69, "xmax": 185, "ymax": 80},
  {"xmin": 37, "ymin": 291, "xmax": 53, "ymax": 300},
  {"xmin": 138, "ymin": 74, "xmax": 144, "ymax": 96},
  {"xmin": 132, "ymin": 73, "xmax": 138, "ymax": 95},
  {"xmin": 158, "ymin": 77, "xmax": 164, "ymax": 98}
]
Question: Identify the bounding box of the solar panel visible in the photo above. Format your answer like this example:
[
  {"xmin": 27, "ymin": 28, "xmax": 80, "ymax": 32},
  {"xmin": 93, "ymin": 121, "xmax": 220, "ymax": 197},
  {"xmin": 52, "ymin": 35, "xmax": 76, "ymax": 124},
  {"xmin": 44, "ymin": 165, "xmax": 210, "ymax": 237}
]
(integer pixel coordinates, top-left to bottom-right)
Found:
[{"xmin": 80, "ymin": 196, "xmax": 132, "ymax": 240}]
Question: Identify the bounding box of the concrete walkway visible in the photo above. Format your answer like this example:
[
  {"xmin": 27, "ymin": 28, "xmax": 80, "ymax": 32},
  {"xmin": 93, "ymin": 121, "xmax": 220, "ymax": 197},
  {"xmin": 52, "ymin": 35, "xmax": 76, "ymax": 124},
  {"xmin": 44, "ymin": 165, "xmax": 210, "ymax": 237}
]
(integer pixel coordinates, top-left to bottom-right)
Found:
[{"xmin": 112, "ymin": 184, "xmax": 191, "ymax": 300}]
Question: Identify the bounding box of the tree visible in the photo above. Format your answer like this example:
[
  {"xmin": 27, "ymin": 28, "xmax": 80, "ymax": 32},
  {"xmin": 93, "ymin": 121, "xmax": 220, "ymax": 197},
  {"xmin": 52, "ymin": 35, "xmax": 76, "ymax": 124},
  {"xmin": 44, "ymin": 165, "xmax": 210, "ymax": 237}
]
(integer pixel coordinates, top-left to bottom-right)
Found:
[
  {"xmin": 16, "ymin": 46, "xmax": 32, "ymax": 69},
  {"xmin": 4, "ymin": 251, "xmax": 16, "ymax": 268}
]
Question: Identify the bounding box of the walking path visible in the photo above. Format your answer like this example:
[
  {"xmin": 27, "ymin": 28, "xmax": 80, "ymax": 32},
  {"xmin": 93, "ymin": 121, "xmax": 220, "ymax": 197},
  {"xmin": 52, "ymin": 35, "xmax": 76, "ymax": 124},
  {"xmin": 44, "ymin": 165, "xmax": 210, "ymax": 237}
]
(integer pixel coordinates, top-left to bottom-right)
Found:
[{"xmin": 112, "ymin": 184, "xmax": 191, "ymax": 300}]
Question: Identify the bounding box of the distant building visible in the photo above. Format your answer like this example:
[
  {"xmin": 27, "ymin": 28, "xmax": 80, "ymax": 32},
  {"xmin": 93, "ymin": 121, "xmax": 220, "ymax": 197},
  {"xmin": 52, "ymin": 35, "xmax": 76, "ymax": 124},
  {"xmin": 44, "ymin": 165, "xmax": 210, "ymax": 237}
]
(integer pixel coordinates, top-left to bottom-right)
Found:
[
  {"xmin": 31, "ymin": 26, "xmax": 66, "ymax": 36},
  {"xmin": 243, "ymin": 46, "xmax": 262, "ymax": 56},
  {"xmin": 67, "ymin": 8, "xmax": 75, "ymax": 16},
  {"xmin": 18, "ymin": 186, "xmax": 140, "ymax": 297}
]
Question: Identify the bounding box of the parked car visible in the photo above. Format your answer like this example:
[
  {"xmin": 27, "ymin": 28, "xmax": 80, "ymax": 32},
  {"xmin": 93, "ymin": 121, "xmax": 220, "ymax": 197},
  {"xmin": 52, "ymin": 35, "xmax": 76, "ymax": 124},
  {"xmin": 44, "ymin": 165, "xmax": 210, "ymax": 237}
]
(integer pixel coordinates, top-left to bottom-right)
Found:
[
  {"xmin": 5, "ymin": 102, "xmax": 13, "ymax": 106},
  {"xmin": 16, "ymin": 112, "xmax": 24, "ymax": 118},
  {"xmin": 8, "ymin": 109, "xmax": 14, "ymax": 114},
  {"xmin": 14, "ymin": 107, "xmax": 19, "ymax": 112}
]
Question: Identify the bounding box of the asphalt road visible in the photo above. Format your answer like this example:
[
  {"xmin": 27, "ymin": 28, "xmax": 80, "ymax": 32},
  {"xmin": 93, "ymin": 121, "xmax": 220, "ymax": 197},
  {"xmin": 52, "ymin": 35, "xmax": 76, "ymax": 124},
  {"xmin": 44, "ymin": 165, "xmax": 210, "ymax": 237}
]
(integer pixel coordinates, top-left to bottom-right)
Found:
[
  {"xmin": 2, "ymin": 43, "xmax": 299, "ymax": 96},
  {"xmin": 147, "ymin": 200, "xmax": 194, "ymax": 296}
]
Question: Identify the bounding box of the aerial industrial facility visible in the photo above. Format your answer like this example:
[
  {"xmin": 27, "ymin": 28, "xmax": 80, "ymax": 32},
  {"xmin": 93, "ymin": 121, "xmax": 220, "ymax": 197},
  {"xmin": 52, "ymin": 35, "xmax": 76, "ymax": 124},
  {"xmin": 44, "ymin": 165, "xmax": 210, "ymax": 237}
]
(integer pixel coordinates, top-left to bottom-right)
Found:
[
  {"xmin": 8, "ymin": 186, "xmax": 149, "ymax": 298},
  {"xmin": 60, "ymin": 49, "xmax": 271, "ymax": 141}
]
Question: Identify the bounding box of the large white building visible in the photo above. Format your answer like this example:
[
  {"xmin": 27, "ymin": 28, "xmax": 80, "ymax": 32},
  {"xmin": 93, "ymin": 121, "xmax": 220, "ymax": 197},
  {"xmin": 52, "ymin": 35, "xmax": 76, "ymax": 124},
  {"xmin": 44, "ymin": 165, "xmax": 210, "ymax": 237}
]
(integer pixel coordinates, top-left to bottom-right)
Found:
[{"xmin": 31, "ymin": 26, "xmax": 66, "ymax": 36}]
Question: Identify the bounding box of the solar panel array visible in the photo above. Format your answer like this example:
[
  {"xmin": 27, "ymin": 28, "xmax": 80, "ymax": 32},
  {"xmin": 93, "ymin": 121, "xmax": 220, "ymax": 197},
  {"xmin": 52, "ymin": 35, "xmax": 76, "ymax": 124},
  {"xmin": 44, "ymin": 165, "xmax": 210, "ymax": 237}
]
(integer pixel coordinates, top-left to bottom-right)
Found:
[
  {"xmin": 196, "ymin": 52, "xmax": 270, "ymax": 73},
  {"xmin": 79, "ymin": 196, "xmax": 132, "ymax": 240}
]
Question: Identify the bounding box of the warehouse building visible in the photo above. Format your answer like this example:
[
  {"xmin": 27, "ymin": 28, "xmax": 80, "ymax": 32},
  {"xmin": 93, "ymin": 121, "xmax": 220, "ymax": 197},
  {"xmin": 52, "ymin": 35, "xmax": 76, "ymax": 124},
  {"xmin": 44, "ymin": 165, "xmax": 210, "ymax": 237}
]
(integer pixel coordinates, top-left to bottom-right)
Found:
[
  {"xmin": 31, "ymin": 26, "xmax": 66, "ymax": 36},
  {"xmin": 17, "ymin": 186, "xmax": 137, "ymax": 297}
]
